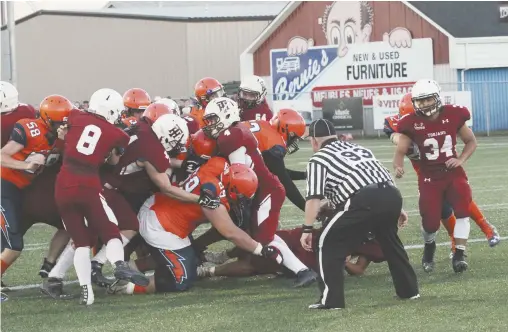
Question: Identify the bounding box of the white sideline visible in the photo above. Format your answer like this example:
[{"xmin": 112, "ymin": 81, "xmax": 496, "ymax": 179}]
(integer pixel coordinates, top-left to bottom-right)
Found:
[{"xmin": 7, "ymin": 236, "xmax": 507, "ymax": 291}]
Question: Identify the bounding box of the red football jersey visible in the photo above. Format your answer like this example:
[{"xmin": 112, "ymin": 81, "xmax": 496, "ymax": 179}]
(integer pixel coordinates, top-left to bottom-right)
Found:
[
  {"xmin": 216, "ymin": 123, "xmax": 280, "ymax": 188},
  {"xmin": 240, "ymin": 100, "xmax": 273, "ymax": 122},
  {"xmin": 58, "ymin": 110, "xmax": 130, "ymax": 189},
  {"xmin": 1, "ymin": 104, "xmax": 37, "ymax": 147},
  {"xmin": 182, "ymin": 115, "xmax": 200, "ymax": 135},
  {"xmin": 397, "ymin": 105, "xmax": 471, "ymax": 176},
  {"xmin": 104, "ymin": 120, "xmax": 171, "ymax": 195}
]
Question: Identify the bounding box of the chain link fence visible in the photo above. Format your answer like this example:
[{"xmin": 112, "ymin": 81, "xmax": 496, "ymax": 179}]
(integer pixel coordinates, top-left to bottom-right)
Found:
[{"xmin": 265, "ymin": 81, "xmax": 508, "ymax": 137}]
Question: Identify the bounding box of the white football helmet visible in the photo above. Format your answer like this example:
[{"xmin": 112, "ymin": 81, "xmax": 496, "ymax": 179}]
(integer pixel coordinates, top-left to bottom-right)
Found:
[
  {"xmin": 202, "ymin": 97, "xmax": 240, "ymax": 138},
  {"xmin": 238, "ymin": 75, "xmax": 267, "ymax": 110},
  {"xmin": 0, "ymin": 81, "xmax": 20, "ymax": 113},
  {"xmin": 411, "ymin": 79, "xmax": 442, "ymax": 116},
  {"xmin": 88, "ymin": 88, "xmax": 125, "ymax": 124},
  {"xmin": 155, "ymin": 98, "xmax": 181, "ymax": 116},
  {"xmin": 151, "ymin": 113, "xmax": 189, "ymax": 153}
]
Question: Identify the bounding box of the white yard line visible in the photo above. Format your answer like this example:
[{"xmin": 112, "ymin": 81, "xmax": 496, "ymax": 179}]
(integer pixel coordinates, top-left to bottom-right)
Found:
[{"xmin": 8, "ymin": 236, "xmax": 508, "ymax": 291}]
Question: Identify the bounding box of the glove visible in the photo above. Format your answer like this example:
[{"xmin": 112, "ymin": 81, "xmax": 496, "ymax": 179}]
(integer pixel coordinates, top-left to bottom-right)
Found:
[
  {"xmin": 198, "ymin": 183, "xmax": 220, "ymax": 209},
  {"xmin": 261, "ymin": 245, "xmax": 283, "ymax": 264}
]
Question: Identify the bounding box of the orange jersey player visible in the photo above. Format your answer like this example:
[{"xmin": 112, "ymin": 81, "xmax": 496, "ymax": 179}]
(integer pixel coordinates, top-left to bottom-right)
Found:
[
  {"xmin": 193, "ymin": 77, "xmax": 226, "ymax": 128},
  {"xmin": 109, "ymin": 162, "xmax": 272, "ymax": 295},
  {"xmin": 123, "ymin": 88, "xmax": 151, "ymax": 121},
  {"xmin": 1, "ymin": 94, "xmax": 72, "ymax": 280}
]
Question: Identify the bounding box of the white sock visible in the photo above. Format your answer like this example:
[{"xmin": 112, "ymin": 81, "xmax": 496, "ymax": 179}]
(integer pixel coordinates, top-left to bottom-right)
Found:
[
  {"xmin": 48, "ymin": 241, "xmax": 75, "ymax": 279},
  {"xmin": 454, "ymin": 217, "xmax": 471, "ymax": 240},
  {"xmin": 270, "ymin": 235, "xmax": 308, "ymax": 274},
  {"xmin": 106, "ymin": 238, "xmax": 124, "ymax": 266},
  {"xmin": 74, "ymin": 247, "xmax": 92, "ymax": 287},
  {"xmin": 421, "ymin": 228, "xmax": 436, "ymax": 243},
  {"xmin": 93, "ymin": 234, "xmax": 131, "ymax": 265},
  {"xmin": 125, "ymin": 282, "xmax": 135, "ymax": 295}
]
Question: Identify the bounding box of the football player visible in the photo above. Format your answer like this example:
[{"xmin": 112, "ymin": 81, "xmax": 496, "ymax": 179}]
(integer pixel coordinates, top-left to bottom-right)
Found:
[
  {"xmin": 1, "ymin": 95, "xmax": 72, "ymax": 279},
  {"xmin": 394, "ymin": 80, "xmax": 477, "ymax": 273},
  {"xmin": 1, "ymin": 81, "xmax": 37, "ymax": 147},
  {"xmin": 55, "ymin": 88, "xmax": 149, "ymax": 305},
  {"xmin": 238, "ymin": 75, "xmax": 273, "ymax": 122},
  {"xmin": 153, "ymin": 97, "xmax": 181, "ymax": 116},
  {"xmin": 121, "ymin": 87, "xmax": 151, "ymax": 125},
  {"xmin": 192, "ymin": 77, "xmax": 225, "ymax": 128},
  {"xmin": 108, "ymin": 163, "xmax": 274, "ymax": 295},
  {"xmin": 388, "ymin": 93, "xmax": 500, "ymax": 256},
  {"xmin": 201, "ymin": 97, "xmax": 317, "ymax": 287}
]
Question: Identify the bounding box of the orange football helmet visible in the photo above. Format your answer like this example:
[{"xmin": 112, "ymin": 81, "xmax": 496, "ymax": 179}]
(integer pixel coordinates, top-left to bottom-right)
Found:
[
  {"xmin": 271, "ymin": 108, "xmax": 306, "ymax": 154},
  {"xmin": 123, "ymin": 88, "xmax": 151, "ymax": 112},
  {"xmin": 194, "ymin": 78, "xmax": 225, "ymax": 108},
  {"xmin": 191, "ymin": 129, "xmax": 217, "ymax": 160},
  {"xmin": 399, "ymin": 93, "xmax": 414, "ymax": 117},
  {"xmin": 222, "ymin": 163, "xmax": 259, "ymax": 201},
  {"xmin": 39, "ymin": 95, "xmax": 74, "ymax": 128},
  {"xmin": 142, "ymin": 103, "xmax": 174, "ymax": 124}
]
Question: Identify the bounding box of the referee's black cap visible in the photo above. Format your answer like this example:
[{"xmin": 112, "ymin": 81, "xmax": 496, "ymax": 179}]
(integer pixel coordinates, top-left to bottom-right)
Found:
[{"xmin": 307, "ymin": 119, "xmax": 336, "ymax": 138}]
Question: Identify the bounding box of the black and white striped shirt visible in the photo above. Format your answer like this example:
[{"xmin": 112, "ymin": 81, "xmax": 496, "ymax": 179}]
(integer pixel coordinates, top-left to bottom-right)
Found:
[{"xmin": 306, "ymin": 139, "xmax": 393, "ymax": 206}]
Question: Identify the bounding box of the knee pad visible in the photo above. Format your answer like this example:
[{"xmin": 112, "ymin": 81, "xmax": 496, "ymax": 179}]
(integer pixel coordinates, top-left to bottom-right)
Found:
[{"xmin": 453, "ymin": 217, "xmax": 470, "ymax": 240}]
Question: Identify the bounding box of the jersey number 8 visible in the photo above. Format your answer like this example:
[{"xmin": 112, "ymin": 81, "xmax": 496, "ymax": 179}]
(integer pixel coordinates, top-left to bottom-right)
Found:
[{"xmin": 76, "ymin": 125, "xmax": 102, "ymax": 156}]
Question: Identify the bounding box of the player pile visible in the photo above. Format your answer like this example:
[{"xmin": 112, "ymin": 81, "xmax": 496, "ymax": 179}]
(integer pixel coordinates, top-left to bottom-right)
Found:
[{"xmin": 0, "ymin": 78, "xmax": 500, "ymax": 306}]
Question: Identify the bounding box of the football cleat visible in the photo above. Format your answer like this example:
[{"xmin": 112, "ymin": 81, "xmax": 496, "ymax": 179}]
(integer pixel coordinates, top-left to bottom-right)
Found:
[
  {"xmin": 203, "ymin": 251, "xmax": 230, "ymax": 265},
  {"xmin": 422, "ymin": 242, "xmax": 436, "ymax": 273},
  {"xmin": 196, "ymin": 265, "xmax": 213, "ymax": 278},
  {"xmin": 294, "ymin": 269, "xmax": 318, "ymax": 288},
  {"xmin": 308, "ymin": 302, "xmax": 342, "ymax": 310},
  {"xmin": 39, "ymin": 258, "xmax": 55, "ymax": 279},
  {"xmin": 79, "ymin": 285, "xmax": 94, "ymax": 305},
  {"xmin": 488, "ymin": 227, "xmax": 501, "ymax": 247},
  {"xmin": 0, "ymin": 292, "xmax": 8, "ymax": 302},
  {"xmin": 91, "ymin": 261, "xmax": 114, "ymax": 288},
  {"xmin": 107, "ymin": 279, "xmax": 130, "ymax": 295},
  {"xmin": 40, "ymin": 277, "xmax": 73, "ymax": 300},
  {"xmin": 114, "ymin": 261, "xmax": 149, "ymax": 287},
  {"xmin": 452, "ymin": 254, "xmax": 468, "ymax": 273}
]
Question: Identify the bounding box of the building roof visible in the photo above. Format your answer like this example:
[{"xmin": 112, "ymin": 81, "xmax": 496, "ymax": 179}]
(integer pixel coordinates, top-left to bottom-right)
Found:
[
  {"xmin": 1, "ymin": 5, "xmax": 279, "ymax": 29},
  {"xmin": 104, "ymin": 1, "xmax": 287, "ymax": 19},
  {"xmin": 409, "ymin": 1, "xmax": 508, "ymax": 38}
]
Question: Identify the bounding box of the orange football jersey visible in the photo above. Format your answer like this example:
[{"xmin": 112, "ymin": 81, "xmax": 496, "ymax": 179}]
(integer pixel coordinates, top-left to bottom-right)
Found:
[
  {"xmin": 151, "ymin": 156, "xmax": 229, "ymax": 238},
  {"xmin": 189, "ymin": 106, "xmax": 205, "ymax": 129},
  {"xmin": 240, "ymin": 120, "xmax": 285, "ymax": 153},
  {"xmin": 1, "ymin": 118, "xmax": 60, "ymax": 188}
]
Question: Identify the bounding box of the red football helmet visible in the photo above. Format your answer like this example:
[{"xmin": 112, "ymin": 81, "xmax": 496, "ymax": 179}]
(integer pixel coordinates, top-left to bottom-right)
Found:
[
  {"xmin": 221, "ymin": 163, "xmax": 258, "ymax": 201},
  {"xmin": 142, "ymin": 103, "xmax": 174, "ymax": 124},
  {"xmin": 39, "ymin": 95, "xmax": 74, "ymax": 128},
  {"xmin": 399, "ymin": 93, "xmax": 414, "ymax": 117},
  {"xmin": 271, "ymin": 108, "xmax": 306, "ymax": 154},
  {"xmin": 191, "ymin": 129, "xmax": 217, "ymax": 159},
  {"xmin": 194, "ymin": 77, "xmax": 225, "ymax": 108}
]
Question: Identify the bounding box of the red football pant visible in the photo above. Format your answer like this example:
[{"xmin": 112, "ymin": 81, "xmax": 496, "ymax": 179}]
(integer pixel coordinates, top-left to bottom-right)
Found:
[
  {"xmin": 56, "ymin": 186, "xmax": 121, "ymax": 248},
  {"xmin": 418, "ymin": 169, "xmax": 472, "ymax": 234},
  {"xmin": 102, "ymin": 188, "xmax": 139, "ymax": 231},
  {"xmin": 251, "ymin": 184, "xmax": 285, "ymax": 244}
]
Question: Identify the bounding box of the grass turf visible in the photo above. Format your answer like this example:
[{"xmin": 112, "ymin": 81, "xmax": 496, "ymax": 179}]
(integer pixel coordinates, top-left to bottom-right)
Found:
[{"xmin": 2, "ymin": 136, "xmax": 508, "ymax": 332}]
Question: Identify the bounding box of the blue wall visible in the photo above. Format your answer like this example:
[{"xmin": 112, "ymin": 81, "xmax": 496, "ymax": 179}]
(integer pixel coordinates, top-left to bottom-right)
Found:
[{"xmin": 457, "ymin": 68, "xmax": 508, "ymax": 133}]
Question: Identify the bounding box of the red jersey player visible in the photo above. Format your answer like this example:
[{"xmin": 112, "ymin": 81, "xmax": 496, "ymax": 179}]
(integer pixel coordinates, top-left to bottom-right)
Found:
[
  {"xmin": 56, "ymin": 88, "xmax": 149, "ymax": 305},
  {"xmin": 394, "ymin": 79, "xmax": 477, "ymax": 273},
  {"xmin": 1, "ymin": 81, "xmax": 37, "ymax": 147},
  {"xmin": 1, "ymin": 95, "xmax": 71, "ymax": 281},
  {"xmin": 202, "ymin": 97, "xmax": 317, "ymax": 287},
  {"xmin": 238, "ymin": 75, "xmax": 273, "ymax": 122}
]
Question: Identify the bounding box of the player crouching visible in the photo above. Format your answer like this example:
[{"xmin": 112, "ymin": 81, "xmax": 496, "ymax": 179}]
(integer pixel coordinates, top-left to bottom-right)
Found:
[{"xmin": 108, "ymin": 163, "xmax": 276, "ymax": 295}]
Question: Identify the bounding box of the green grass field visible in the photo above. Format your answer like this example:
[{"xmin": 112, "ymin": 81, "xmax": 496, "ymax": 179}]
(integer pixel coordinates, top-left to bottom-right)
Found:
[{"xmin": 2, "ymin": 136, "xmax": 508, "ymax": 332}]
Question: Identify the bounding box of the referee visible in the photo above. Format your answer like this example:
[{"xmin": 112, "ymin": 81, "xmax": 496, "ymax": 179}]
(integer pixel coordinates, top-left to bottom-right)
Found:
[{"xmin": 300, "ymin": 119, "xmax": 419, "ymax": 310}]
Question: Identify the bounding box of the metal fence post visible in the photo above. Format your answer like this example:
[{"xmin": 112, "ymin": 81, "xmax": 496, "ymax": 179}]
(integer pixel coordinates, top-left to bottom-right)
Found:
[{"xmin": 483, "ymin": 83, "xmax": 490, "ymax": 137}]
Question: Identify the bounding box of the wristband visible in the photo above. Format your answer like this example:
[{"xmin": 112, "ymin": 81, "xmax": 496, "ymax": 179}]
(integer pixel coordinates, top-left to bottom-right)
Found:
[
  {"xmin": 253, "ymin": 243, "xmax": 263, "ymax": 256},
  {"xmin": 302, "ymin": 225, "xmax": 313, "ymax": 233}
]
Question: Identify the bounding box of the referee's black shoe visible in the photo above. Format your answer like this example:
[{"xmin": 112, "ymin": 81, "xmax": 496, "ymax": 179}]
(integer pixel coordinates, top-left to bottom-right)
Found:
[{"xmin": 294, "ymin": 269, "xmax": 318, "ymax": 288}]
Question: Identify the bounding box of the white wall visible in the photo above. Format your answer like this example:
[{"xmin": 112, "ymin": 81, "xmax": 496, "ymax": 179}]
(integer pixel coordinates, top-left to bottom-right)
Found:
[{"xmin": 449, "ymin": 37, "xmax": 508, "ymax": 69}]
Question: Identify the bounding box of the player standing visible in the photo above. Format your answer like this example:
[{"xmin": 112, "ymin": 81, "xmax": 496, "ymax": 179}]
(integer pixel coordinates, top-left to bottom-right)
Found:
[
  {"xmin": 238, "ymin": 75, "xmax": 273, "ymax": 122},
  {"xmin": 1, "ymin": 81, "xmax": 37, "ymax": 147},
  {"xmin": 56, "ymin": 88, "xmax": 148, "ymax": 305},
  {"xmin": 394, "ymin": 80, "xmax": 477, "ymax": 273}
]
